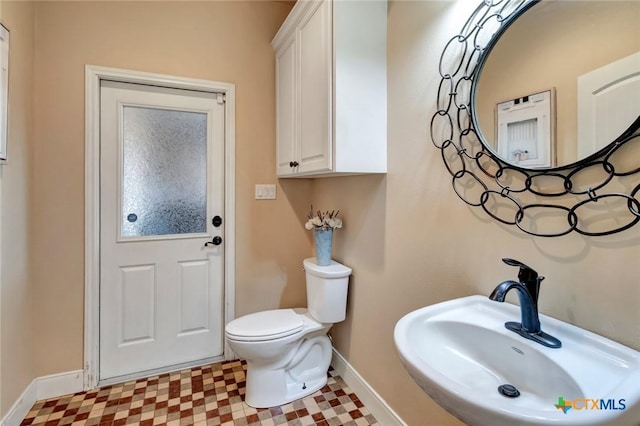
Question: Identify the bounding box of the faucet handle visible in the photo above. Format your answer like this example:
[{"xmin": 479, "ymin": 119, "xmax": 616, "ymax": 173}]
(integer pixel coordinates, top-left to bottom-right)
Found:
[
  {"xmin": 502, "ymin": 258, "xmax": 537, "ymax": 280},
  {"xmin": 502, "ymin": 257, "xmax": 533, "ymax": 270},
  {"xmin": 502, "ymin": 258, "xmax": 544, "ymax": 302}
]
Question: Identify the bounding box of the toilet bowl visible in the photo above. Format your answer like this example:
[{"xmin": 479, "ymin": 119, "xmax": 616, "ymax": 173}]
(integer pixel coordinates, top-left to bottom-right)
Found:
[{"xmin": 225, "ymin": 258, "xmax": 352, "ymax": 408}]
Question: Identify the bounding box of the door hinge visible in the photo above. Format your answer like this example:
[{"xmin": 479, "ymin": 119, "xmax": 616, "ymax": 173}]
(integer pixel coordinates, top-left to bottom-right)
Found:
[{"xmin": 216, "ymin": 93, "xmax": 225, "ymax": 105}]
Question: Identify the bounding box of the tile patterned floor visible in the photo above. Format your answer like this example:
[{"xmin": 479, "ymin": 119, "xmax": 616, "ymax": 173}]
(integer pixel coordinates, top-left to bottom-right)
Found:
[{"xmin": 21, "ymin": 360, "xmax": 378, "ymax": 426}]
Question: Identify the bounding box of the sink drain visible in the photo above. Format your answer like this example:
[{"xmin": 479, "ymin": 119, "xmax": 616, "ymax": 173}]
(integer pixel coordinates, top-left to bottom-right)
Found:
[{"xmin": 498, "ymin": 384, "xmax": 520, "ymax": 398}]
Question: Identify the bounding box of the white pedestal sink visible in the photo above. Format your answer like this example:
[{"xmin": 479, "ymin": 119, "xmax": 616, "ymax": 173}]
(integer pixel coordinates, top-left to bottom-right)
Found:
[{"xmin": 394, "ymin": 296, "xmax": 640, "ymax": 426}]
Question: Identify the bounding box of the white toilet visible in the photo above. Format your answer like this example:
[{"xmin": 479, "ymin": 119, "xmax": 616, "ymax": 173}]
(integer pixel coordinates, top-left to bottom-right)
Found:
[{"xmin": 225, "ymin": 258, "xmax": 352, "ymax": 408}]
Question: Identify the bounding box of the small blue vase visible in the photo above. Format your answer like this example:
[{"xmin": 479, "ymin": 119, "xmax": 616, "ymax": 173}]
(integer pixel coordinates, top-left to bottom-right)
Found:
[{"xmin": 314, "ymin": 229, "xmax": 333, "ymax": 266}]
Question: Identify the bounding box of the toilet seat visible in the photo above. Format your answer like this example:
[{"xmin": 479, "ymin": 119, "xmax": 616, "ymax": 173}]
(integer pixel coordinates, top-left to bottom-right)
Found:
[{"xmin": 226, "ymin": 309, "xmax": 304, "ymax": 342}]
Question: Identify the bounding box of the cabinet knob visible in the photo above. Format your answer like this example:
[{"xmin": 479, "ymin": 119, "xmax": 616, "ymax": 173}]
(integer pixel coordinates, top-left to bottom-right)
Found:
[{"xmin": 290, "ymin": 161, "xmax": 299, "ymax": 168}]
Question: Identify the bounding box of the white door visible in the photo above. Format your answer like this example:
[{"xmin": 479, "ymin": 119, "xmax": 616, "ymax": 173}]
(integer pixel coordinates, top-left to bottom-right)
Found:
[
  {"xmin": 578, "ymin": 51, "xmax": 640, "ymax": 159},
  {"xmin": 99, "ymin": 80, "xmax": 225, "ymax": 381}
]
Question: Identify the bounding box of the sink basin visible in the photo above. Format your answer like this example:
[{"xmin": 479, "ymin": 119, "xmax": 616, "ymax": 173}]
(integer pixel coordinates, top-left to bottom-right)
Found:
[{"xmin": 394, "ymin": 295, "xmax": 640, "ymax": 426}]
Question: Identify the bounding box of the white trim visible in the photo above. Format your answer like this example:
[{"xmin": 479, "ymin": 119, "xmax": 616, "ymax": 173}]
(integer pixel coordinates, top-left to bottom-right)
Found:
[
  {"xmin": 223, "ymin": 82, "xmax": 236, "ymax": 361},
  {"xmin": 84, "ymin": 65, "xmax": 236, "ymax": 389},
  {"xmin": 36, "ymin": 370, "xmax": 84, "ymax": 401},
  {"xmin": 331, "ymin": 349, "xmax": 407, "ymax": 426},
  {"xmin": 1, "ymin": 380, "xmax": 36, "ymax": 426},
  {"xmin": 1, "ymin": 370, "xmax": 84, "ymax": 426}
]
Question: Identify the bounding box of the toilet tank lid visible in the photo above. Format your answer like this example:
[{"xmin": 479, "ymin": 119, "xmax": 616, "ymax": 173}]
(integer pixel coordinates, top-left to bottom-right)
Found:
[{"xmin": 304, "ymin": 258, "xmax": 352, "ymax": 278}]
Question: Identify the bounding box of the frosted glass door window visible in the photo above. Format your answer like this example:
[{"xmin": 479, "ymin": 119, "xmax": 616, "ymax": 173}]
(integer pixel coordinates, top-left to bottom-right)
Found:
[{"xmin": 121, "ymin": 106, "xmax": 207, "ymax": 237}]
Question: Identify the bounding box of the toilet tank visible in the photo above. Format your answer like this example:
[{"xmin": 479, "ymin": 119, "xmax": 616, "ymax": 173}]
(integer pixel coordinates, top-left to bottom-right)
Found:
[{"xmin": 303, "ymin": 258, "xmax": 352, "ymax": 323}]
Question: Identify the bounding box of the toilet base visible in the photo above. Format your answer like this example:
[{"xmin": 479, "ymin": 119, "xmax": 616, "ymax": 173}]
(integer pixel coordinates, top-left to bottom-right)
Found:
[{"xmin": 244, "ymin": 335, "xmax": 332, "ymax": 408}]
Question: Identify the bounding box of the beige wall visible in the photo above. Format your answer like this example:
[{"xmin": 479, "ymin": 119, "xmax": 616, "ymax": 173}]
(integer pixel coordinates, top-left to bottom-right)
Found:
[
  {"xmin": 312, "ymin": 1, "xmax": 640, "ymax": 425},
  {"xmin": 0, "ymin": 0, "xmax": 35, "ymax": 415},
  {"xmin": 476, "ymin": 1, "xmax": 639, "ymax": 165},
  {"xmin": 32, "ymin": 1, "xmax": 310, "ymax": 377}
]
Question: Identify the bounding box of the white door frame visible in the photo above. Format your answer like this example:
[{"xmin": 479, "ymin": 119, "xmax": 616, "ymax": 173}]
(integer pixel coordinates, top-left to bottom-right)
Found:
[{"xmin": 84, "ymin": 65, "xmax": 236, "ymax": 390}]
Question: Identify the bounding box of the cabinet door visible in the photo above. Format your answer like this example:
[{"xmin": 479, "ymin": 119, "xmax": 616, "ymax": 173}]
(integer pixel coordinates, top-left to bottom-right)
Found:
[
  {"xmin": 298, "ymin": 0, "xmax": 332, "ymax": 174},
  {"xmin": 276, "ymin": 36, "xmax": 297, "ymax": 176}
]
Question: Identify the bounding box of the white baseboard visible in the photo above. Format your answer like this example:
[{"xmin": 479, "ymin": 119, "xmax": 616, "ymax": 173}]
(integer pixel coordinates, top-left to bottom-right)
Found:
[
  {"xmin": 1, "ymin": 380, "xmax": 36, "ymax": 426},
  {"xmin": 331, "ymin": 349, "xmax": 407, "ymax": 426},
  {"xmin": 36, "ymin": 370, "xmax": 84, "ymax": 401},
  {"xmin": 1, "ymin": 370, "xmax": 84, "ymax": 426}
]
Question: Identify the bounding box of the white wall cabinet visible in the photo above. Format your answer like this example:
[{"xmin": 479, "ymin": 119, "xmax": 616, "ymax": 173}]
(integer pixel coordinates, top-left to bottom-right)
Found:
[{"xmin": 272, "ymin": 0, "xmax": 387, "ymax": 178}]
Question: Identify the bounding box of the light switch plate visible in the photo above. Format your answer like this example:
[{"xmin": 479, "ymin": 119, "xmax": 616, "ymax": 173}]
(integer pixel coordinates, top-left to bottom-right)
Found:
[{"xmin": 255, "ymin": 184, "xmax": 276, "ymax": 200}]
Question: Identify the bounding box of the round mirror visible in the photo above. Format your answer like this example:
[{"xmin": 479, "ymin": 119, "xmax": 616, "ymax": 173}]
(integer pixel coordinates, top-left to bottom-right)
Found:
[
  {"xmin": 474, "ymin": 0, "xmax": 640, "ymax": 169},
  {"xmin": 432, "ymin": 0, "xmax": 640, "ymax": 237}
]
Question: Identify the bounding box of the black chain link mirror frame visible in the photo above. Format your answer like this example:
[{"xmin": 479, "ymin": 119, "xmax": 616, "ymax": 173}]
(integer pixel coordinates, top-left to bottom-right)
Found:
[{"xmin": 431, "ymin": 0, "xmax": 640, "ymax": 237}]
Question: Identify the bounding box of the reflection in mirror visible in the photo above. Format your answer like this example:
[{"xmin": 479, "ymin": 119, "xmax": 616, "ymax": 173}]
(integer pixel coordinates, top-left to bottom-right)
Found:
[
  {"xmin": 475, "ymin": 0, "xmax": 640, "ymax": 168},
  {"xmin": 432, "ymin": 0, "xmax": 640, "ymax": 237}
]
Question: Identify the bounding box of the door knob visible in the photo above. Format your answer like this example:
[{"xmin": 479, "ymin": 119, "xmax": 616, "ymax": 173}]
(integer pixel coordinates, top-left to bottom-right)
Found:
[{"xmin": 204, "ymin": 236, "xmax": 222, "ymax": 247}]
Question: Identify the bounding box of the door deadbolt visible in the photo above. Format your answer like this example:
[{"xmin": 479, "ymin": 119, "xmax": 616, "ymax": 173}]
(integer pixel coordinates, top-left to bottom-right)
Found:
[{"xmin": 212, "ymin": 216, "xmax": 222, "ymax": 227}]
